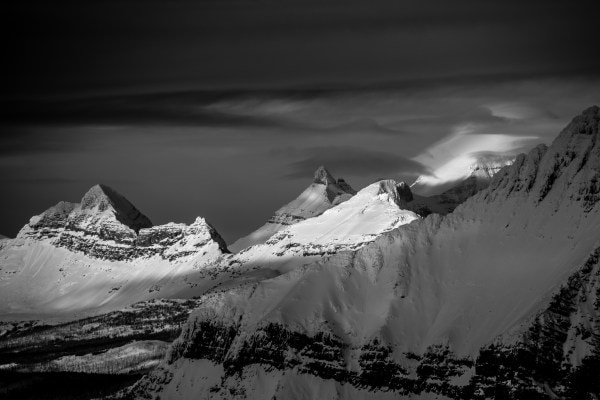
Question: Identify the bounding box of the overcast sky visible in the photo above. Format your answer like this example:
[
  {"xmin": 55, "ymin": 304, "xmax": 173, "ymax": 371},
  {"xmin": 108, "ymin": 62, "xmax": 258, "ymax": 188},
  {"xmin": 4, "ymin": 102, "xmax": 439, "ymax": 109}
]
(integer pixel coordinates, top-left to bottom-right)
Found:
[{"xmin": 2, "ymin": 0, "xmax": 600, "ymax": 242}]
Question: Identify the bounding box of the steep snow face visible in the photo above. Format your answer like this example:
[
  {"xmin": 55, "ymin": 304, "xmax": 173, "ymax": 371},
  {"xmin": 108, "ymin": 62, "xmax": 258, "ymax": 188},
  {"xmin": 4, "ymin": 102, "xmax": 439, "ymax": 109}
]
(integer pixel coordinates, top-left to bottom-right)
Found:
[
  {"xmin": 229, "ymin": 166, "xmax": 356, "ymax": 252},
  {"xmin": 141, "ymin": 107, "xmax": 600, "ymax": 399},
  {"xmin": 0, "ymin": 233, "xmax": 225, "ymax": 320},
  {"xmin": 0, "ymin": 185, "xmax": 231, "ymax": 320}
]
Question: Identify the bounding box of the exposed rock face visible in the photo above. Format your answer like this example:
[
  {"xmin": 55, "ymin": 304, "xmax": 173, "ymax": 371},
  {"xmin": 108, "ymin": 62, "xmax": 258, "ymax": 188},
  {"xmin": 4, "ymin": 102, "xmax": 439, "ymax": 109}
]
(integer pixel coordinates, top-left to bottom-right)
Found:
[
  {"xmin": 395, "ymin": 181, "xmax": 414, "ymax": 202},
  {"xmin": 487, "ymin": 105, "xmax": 600, "ymax": 210},
  {"xmin": 133, "ymin": 107, "xmax": 600, "ymax": 399},
  {"xmin": 312, "ymin": 165, "xmax": 336, "ymax": 185},
  {"xmin": 229, "ymin": 166, "xmax": 357, "ymax": 252},
  {"xmin": 18, "ymin": 184, "xmax": 228, "ymax": 261}
]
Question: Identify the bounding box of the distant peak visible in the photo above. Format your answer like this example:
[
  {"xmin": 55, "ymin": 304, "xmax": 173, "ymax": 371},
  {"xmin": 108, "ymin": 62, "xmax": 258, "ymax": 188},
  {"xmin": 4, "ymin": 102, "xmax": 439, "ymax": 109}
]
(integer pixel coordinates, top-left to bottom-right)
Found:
[
  {"xmin": 313, "ymin": 165, "xmax": 336, "ymax": 185},
  {"xmin": 80, "ymin": 184, "xmax": 152, "ymax": 231}
]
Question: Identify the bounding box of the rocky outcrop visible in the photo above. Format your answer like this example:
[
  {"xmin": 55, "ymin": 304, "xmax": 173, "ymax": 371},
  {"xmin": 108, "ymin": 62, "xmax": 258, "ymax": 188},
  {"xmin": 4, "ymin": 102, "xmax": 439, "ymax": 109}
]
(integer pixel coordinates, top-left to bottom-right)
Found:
[{"xmin": 17, "ymin": 184, "xmax": 228, "ymax": 261}]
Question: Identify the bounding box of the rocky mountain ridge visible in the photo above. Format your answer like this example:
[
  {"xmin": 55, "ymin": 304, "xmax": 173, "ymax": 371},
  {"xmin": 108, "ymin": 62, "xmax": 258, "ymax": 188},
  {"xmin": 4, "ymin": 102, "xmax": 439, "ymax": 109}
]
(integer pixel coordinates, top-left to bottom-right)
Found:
[
  {"xmin": 229, "ymin": 166, "xmax": 357, "ymax": 252},
  {"xmin": 1, "ymin": 106, "xmax": 599, "ymax": 399},
  {"xmin": 17, "ymin": 184, "xmax": 228, "ymax": 261},
  {"xmin": 129, "ymin": 106, "xmax": 600, "ymax": 399},
  {"xmin": 0, "ymin": 185, "xmax": 232, "ymax": 319}
]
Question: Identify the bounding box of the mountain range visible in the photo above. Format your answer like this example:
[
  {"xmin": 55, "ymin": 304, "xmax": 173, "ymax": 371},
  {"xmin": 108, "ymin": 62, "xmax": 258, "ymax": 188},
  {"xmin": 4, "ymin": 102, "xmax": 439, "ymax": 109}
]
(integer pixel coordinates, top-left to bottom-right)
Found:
[{"xmin": 0, "ymin": 106, "xmax": 598, "ymax": 399}]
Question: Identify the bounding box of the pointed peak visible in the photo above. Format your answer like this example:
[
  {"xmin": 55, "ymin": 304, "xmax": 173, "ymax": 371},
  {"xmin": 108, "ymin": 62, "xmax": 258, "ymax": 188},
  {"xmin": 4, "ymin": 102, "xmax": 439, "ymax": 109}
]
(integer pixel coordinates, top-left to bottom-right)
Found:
[
  {"xmin": 189, "ymin": 217, "xmax": 229, "ymax": 253},
  {"xmin": 80, "ymin": 184, "xmax": 152, "ymax": 231},
  {"xmin": 81, "ymin": 184, "xmax": 119, "ymax": 211},
  {"xmin": 313, "ymin": 165, "xmax": 336, "ymax": 185}
]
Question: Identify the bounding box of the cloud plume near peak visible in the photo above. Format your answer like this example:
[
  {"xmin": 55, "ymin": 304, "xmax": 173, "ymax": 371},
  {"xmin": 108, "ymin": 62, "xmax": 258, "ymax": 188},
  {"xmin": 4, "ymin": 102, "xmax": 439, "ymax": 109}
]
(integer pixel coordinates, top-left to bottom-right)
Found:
[{"xmin": 282, "ymin": 146, "xmax": 431, "ymax": 181}]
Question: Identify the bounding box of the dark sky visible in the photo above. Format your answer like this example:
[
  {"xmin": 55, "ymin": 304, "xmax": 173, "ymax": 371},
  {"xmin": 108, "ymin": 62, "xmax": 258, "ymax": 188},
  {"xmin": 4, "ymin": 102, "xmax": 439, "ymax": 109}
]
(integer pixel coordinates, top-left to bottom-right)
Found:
[{"xmin": 2, "ymin": 0, "xmax": 600, "ymax": 242}]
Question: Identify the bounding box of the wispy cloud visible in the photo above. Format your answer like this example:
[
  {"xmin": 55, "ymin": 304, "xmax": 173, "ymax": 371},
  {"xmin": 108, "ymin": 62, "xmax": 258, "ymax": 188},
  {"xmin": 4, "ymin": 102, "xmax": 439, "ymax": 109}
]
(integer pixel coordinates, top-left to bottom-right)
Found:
[{"xmin": 283, "ymin": 146, "xmax": 430, "ymax": 180}]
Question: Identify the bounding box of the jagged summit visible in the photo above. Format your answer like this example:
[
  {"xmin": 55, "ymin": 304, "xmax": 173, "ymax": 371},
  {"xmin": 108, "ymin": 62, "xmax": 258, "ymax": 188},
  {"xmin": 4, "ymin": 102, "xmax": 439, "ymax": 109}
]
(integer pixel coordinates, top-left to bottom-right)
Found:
[
  {"xmin": 486, "ymin": 105, "xmax": 599, "ymax": 209},
  {"xmin": 16, "ymin": 184, "xmax": 229, "ymax": 261},
  {"xmin": 229, "ymin": 166, "xmax": 357, "ymax": 252},
  {"xmin": 231, "ymin": 179, "xmax": 419, "ymax": 266},
  {"xmin": 313, "ymin": 165, "xmax": 336, "ymax": 185},
  {"xmin": 80, "ymin": 184, "xmax": 152, "ymax": 232}
]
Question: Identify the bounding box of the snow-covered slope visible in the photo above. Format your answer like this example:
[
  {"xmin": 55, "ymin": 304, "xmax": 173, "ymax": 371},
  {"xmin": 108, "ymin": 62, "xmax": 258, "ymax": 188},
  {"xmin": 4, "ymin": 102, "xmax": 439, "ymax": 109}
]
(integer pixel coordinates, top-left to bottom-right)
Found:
[
  {"xmin": 134, "ymin": 106, "xmax": 600, "ymax": 399},
  {"xmin": 0, "ymin": 185, "xmax": 230, "ymax": 320},
  {"xmin": 229, "ymin": 166, "xmax": 356, "ymax": 252},
  {"xmin": 231, "ymin": 179, "xmax": 417, "ymax": 272}
]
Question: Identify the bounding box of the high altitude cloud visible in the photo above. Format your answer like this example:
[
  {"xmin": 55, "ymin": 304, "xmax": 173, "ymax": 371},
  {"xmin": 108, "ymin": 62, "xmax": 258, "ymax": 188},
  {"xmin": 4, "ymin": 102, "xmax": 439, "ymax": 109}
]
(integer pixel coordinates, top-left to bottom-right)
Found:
[{"xmin": 284, "ymin": 146, "xmax": 430, "ymax": 180}]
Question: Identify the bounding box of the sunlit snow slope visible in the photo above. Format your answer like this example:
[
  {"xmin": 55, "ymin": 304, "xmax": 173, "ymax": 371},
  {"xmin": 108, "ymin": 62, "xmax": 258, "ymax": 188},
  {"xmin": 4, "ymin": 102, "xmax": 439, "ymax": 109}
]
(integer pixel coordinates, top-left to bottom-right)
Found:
[{"xmin": 0, "ymin": 185, "xmax": 229, "ymax": 320}]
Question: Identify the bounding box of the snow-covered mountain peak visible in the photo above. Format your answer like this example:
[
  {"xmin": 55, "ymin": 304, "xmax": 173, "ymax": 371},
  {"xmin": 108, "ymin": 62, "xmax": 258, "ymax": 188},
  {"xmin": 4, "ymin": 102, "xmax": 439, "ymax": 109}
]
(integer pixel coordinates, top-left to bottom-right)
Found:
[
  {"xmin": 14, "ymin": 184, "xmax": 229, "ymax": 262},
  {"xmin": 80, "ymin": 184, "xmax": 152, "ymax": 232},
  {"xmin": 230, "ymin": 179, "xmax": 419, "ymax": 273},
  {"xmin": 312, "ymin": 165, "xmax": 336, "ymax": 185},
  {"xmin": 185, "ymin": 217, "xmax": 229, "ymax": 251},
  {"xmin": 229, "ymin": 167, "xmax": 357, "ymax": 252},
  {"xmin": 0, "ymin": 192, "xmax": 231, "ymax": 316},
  {"xmin": 485, "ymin": 105, "xmax": 599, "ymax": 209},
  {"xmin": 366, "ymin": 179, "xmax": 410, "ymax": 207}
]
